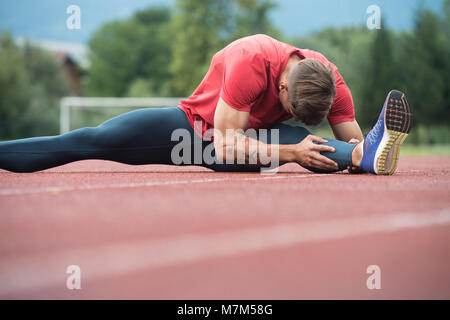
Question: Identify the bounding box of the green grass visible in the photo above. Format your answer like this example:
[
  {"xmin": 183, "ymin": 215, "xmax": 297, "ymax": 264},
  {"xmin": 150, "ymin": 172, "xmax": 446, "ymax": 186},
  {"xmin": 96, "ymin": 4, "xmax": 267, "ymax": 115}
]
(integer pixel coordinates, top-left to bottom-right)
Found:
[
  {"xmin": 304, "ymin": 125, "xmax": 450, "ymax": 156},
  {"xmin": 400, "ymin": 144, "xmax": 450, "ymax": 156}
]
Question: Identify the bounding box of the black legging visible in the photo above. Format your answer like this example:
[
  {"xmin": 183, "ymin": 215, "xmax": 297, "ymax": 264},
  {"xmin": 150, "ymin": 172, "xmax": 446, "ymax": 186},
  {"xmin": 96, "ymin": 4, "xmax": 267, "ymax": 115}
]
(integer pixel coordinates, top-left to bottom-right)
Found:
[{"xmin": 0, "ymin": 107, "xmax": 355, "ymax": 173}]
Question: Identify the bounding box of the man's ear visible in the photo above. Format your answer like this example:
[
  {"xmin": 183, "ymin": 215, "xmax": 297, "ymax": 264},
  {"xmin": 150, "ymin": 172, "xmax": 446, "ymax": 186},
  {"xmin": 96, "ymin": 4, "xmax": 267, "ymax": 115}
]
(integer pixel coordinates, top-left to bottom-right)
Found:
[{"xmin": 279, "ymin": 80, "xmax": 288, "ymax": 91}]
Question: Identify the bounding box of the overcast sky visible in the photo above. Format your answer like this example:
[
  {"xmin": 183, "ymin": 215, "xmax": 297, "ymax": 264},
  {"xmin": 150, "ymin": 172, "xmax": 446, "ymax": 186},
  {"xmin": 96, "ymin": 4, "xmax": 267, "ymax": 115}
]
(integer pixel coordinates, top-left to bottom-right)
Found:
[{"xmin": 0, "ymin": 0, "xmax": 444, "ymax": 45}]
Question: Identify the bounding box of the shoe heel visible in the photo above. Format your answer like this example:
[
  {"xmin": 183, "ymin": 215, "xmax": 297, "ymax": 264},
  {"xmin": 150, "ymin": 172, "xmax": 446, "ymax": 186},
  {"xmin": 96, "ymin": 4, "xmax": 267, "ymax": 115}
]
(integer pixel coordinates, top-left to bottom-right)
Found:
[{"xmin": 378, "ymin": 131, "xmax": 408, "ymax": 175}]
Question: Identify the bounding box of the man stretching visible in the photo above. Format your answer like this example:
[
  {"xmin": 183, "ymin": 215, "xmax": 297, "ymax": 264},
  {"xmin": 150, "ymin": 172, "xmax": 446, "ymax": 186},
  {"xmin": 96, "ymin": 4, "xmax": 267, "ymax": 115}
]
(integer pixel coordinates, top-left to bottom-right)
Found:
[{"xmin": 0, "ymin": 34, "xmax": 412, "ymax": 174}]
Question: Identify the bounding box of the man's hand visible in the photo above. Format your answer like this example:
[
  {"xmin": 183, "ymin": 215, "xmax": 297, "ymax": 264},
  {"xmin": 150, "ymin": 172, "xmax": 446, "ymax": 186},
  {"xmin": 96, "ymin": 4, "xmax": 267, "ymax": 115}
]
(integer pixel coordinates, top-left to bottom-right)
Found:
[
  {"xmin": 347, "ymin": 138, "xmax": 365, "ymax": 174},
  {"xmin": 294, "ymin": 135, "xmax": 338, "ymax": 171}
]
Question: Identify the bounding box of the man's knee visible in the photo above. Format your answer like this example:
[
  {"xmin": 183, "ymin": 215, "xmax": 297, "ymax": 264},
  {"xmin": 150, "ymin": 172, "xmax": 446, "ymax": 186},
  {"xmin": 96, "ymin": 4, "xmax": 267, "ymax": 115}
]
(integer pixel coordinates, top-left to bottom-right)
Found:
[{"xmin": 63, "ymin": 126, "xmax": 108, "ymax": 148}]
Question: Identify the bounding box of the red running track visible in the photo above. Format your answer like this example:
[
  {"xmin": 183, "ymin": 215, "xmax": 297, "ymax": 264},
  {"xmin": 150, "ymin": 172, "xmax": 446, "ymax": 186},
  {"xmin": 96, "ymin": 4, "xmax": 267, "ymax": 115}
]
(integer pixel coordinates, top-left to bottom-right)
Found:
[{"xmin": 0, "ymin": 156, "xmax": 449, "ymax": 299}]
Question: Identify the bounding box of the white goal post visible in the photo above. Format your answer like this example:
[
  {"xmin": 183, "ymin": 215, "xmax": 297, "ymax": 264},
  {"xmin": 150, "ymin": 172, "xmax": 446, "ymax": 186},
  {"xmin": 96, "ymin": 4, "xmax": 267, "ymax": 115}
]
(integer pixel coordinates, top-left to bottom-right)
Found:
[{"xmin": 59, "ymin": 97, "xmax": 185, "ymax": 134}]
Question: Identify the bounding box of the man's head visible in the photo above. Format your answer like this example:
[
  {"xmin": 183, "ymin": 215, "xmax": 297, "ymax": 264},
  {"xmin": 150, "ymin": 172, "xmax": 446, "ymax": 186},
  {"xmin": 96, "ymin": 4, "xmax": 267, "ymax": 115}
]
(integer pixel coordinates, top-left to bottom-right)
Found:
[{"xmin": 279, "ymin": 58, "xmax": 336, "ymax": 126}]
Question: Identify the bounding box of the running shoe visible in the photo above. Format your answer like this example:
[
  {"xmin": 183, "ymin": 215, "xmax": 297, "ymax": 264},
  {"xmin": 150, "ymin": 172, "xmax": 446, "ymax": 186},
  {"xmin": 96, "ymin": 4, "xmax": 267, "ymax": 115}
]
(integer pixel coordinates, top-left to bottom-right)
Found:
[{"xmin": 360, "ymin": 90, "xmax": 413, "ymax": 175}]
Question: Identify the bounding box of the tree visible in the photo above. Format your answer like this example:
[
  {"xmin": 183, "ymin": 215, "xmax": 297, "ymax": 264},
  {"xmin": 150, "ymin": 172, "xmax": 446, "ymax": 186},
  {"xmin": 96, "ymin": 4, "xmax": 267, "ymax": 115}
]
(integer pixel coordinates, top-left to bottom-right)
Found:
[
  {"xmin": 402, "ymin": 8, "xmax": 448, "ymax": 128},
  {"xmin": 87, "ymin": 7, "xmax": 172, "ymax": 97},
  {"xmin": 169, "ymin": 0, "xmax": 281, "ymax": 96},
  {"xmin": 232, "ymin": 0, "xmax": 280, "ymax": 39},
  {"xmin": 0, "ymin": 33, "xmax": 69, "ymax": 139},
  {"xmin": 169, "ymin": 0, "xmax": 231, "ymax": 96},
  {"xmin": 440, "ymin": 0, "xmax": 450, "ymax": 125},
  {"xmin": 86, "ymin": 1, "xmax": 281, "ymax": 97},
  {"xmin": 359, "ymin": 23, "xmax": 398, "ymax": 129},
  {"xmin": 0, "ymin": 34, "xmax": 31, "ymax": 138}
]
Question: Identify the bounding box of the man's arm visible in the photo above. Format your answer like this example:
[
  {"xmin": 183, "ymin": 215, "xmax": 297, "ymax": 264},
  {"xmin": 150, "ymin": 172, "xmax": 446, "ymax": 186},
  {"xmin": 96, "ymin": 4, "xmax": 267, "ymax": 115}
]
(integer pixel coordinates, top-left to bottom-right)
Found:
[
  {"xmin": 214, "ymin": 97, "xmax": 338, "ymax": 170},
  {"xmin": 331, "ymin": 120, "xmax": 364, "ymax": 143}
]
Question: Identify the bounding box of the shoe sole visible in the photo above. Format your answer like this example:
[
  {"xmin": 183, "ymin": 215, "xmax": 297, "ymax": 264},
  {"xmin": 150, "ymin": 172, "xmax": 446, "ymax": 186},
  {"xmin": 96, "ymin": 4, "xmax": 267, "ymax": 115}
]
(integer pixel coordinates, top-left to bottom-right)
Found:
[{"xmin": 377, "ymin": 90, "xmax": 413, "ymax": 175}]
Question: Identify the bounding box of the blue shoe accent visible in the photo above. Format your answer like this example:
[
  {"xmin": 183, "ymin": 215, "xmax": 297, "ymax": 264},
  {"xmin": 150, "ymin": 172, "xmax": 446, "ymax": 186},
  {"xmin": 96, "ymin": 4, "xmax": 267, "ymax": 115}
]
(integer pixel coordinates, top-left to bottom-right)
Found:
[{"xmin": 360, "ymin": 90, "xmax": 413, "ymax": 175}]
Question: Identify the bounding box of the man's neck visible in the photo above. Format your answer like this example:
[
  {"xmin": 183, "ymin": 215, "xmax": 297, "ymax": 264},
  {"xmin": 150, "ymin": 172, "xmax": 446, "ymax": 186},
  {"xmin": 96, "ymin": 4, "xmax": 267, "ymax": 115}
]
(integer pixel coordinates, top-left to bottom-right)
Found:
[{"xmin": 279, "ymin": 54, "xmax": 302, "ymax": 87}]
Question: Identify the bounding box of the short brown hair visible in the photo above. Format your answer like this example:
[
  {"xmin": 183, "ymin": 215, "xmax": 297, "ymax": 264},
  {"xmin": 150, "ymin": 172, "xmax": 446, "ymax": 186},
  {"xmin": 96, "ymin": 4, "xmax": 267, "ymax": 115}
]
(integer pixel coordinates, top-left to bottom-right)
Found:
[{"xmin": 287, "ymin": 58, "xmax": 336, "ymax": 126}]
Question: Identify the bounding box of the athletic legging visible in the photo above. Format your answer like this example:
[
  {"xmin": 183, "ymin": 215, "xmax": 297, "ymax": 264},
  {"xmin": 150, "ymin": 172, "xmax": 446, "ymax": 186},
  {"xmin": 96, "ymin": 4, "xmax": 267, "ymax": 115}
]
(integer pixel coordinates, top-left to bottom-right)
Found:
[{"xmin": 0, "ymin": 107, "xmax": 356, "ymax": 173}]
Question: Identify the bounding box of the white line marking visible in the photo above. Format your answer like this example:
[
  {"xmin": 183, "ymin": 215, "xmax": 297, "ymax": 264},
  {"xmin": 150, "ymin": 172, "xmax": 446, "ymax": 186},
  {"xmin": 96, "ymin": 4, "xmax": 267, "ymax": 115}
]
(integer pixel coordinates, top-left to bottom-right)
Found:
[
  {"xmin": 0, "ymin": 209, "xmax": 449, "ymax": 297},
  {"xmin": 0, "ymin": 174, "xmax": 325, "ymax": 196}
]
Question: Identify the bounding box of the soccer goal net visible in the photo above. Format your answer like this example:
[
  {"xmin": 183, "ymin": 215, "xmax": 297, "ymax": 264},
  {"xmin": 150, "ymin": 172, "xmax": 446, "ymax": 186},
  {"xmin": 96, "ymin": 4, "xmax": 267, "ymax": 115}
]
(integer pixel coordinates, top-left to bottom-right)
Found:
[{"xmin": 59, "ymin": 97, "xmax": 185, "ymax": 134}]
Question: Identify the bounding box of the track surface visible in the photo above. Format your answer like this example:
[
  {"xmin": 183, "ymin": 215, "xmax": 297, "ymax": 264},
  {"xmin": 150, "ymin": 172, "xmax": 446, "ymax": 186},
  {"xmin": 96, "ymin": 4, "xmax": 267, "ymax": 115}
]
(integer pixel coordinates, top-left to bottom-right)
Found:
[{"xmin": 0, "ymin": 156, "xmax": 449, "ymax": 299}]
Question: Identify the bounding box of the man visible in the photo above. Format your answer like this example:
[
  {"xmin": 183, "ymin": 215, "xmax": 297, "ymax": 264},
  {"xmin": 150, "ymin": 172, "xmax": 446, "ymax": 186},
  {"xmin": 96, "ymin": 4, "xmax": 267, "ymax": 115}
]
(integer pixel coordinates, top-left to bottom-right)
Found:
[{"xmin": 0, "ymin": 34, "xmax": 412, "ymax": 174}]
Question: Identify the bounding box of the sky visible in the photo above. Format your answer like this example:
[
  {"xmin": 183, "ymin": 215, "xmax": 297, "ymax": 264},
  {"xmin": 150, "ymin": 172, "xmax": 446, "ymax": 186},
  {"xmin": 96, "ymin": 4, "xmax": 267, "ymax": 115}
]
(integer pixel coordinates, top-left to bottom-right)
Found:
[{"xmin": 0, "ymin": 0, "xmax": 444, "ymax": 56}]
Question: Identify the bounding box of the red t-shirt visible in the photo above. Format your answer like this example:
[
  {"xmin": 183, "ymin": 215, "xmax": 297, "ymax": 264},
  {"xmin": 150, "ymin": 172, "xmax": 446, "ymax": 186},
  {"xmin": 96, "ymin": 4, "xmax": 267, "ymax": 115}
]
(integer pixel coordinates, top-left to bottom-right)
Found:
[{"xmin": 178, "ymin": 34, "xmax": 355, "ymax": 137}]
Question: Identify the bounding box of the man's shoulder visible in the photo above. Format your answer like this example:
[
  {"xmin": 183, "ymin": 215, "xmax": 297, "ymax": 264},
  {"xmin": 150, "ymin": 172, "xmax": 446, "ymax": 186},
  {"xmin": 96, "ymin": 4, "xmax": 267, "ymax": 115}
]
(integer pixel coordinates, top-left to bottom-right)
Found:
[
  {"xmin": 225, "ymin": 34, "xmax": 278, "ymax": 54},
  {"xmin": 223, "ymin": 40, "xmax": 267, "ymax": 66}
]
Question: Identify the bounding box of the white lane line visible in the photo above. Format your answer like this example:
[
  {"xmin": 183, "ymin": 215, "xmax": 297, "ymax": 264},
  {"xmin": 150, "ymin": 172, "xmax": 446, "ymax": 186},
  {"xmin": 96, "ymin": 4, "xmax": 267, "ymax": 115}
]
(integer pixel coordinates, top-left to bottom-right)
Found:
[
  {"xmin": 0, "ymin": 209, "xmax": 449, "ymax": 297},
  {"xmin": 0, "ymin": 174, "xmax": 325, "ymax": 196}
]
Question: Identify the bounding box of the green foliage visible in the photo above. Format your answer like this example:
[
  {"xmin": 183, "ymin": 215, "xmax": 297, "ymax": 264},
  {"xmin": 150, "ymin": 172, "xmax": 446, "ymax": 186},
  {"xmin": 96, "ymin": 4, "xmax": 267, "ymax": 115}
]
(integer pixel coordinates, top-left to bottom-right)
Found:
[
  {"xmin": 401, "ymin": 8, "xmax": 449, "ymax": 128},
  {"xmin": 0, "ymin": 34, "xmax": 30, "ymax": 138},
  {"xmin": 87, "ymin": 7, "xmax": 173, "ymax": 97},
  {"xmin": 407, "ymin": 124, "xmax": 450, "ymax": 145},
  {"xmin": 232, "ymin": 0, "xmax": 280, "ymax": 39},
  {"xmin": 169, "ymin": 0, "xmax": 281, "ymax": 96},
  {"xmin": 288, "ymin": 2, "xmax": 449, "ymax": 143},
  {"xmin": 0, "ymin": 33, "xmax": 70, "ymax": 139},
  {"xmin": 2, "ymin": 1, "xmax": 449, "ymax": 144},
  {"xmin": 169, "ymin": 0, "xmax": 230, "ymax": 96},
  {"xmin": 359, "ymin": 24, "xmax": 398, "ymax": 129}
]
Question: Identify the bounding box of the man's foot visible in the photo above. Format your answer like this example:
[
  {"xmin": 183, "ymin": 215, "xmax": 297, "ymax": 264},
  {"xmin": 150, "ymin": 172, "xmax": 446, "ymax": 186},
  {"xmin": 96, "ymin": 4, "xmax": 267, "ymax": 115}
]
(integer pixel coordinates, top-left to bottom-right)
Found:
[{"xmin": 360, "ymin": 90, "xmax": 413, "ymax": 175}]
